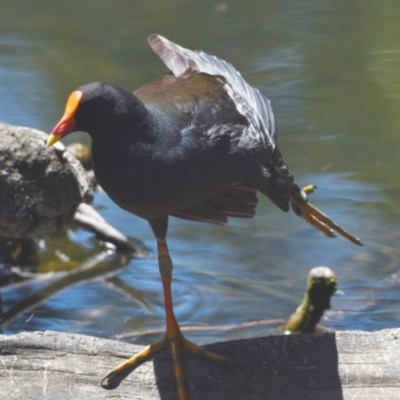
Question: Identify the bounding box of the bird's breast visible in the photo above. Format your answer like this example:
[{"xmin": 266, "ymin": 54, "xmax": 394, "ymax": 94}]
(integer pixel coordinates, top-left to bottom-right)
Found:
[{"xmin": 91, "ymin": 141, "xmax": 242, "ymax": 220}]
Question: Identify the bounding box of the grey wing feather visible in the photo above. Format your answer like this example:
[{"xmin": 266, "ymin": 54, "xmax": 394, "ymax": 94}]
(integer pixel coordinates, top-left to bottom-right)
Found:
[{"xmin": 147, "ymin": 34, "xmax": 276, "ymax": 150}]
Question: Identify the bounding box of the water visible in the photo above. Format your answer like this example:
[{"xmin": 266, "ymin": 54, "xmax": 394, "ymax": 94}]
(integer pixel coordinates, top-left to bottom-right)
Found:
[{"xmin": 1, "ymin": 0, "xmax": 400, "ymax": 345}]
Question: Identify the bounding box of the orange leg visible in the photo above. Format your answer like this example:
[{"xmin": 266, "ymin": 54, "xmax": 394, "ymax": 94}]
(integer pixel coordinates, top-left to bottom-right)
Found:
[
  {"xmin": 101, "ymin": 239, "xmax": 234, "ymax": 400},
  {"xmin": 292, "ymin": 185, "xmax": 363, "ymax": 246}
]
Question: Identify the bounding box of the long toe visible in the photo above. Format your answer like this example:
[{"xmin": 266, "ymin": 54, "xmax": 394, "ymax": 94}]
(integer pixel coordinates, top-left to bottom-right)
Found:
[
  {"xmin": 101, "ymin": 338, "xmax": 166, "ymax": 389},
  {"xmin": 300, "ymin": 202, "xmax": 363, "ymax": 246},
  {"xmin": 182, "ymin": 336, "xmax": 237, "ymax": 367}
]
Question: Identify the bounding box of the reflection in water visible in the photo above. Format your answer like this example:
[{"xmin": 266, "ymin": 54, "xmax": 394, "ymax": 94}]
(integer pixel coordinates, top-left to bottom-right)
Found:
[
  {"xmin": 2, "ymin": 252, "xmax": 116, "ymax": 328},
  {"xmin": 0, "ymin": 247, "xmax": 151, "ymax": 330},
  {"xmin": 1, "ymin": 0, "xmax": 400, "ymax": 345}
]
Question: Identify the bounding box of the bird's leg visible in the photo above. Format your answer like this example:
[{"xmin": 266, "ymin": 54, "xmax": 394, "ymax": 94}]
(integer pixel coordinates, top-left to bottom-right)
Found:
[
  {"xmin": 158, "ymin": 239, "xmax": 235, "ymax": 399},
  {"xmin": 101, "ymin": 239, "xmax": 234, "ymax": 400},
  {"xmin": 291, "ymin": 184, "xmax": 363, "ymax": 246},
  {"xmin": 157, "ymin": 239, "xmax": 186, "ymax": 398}
]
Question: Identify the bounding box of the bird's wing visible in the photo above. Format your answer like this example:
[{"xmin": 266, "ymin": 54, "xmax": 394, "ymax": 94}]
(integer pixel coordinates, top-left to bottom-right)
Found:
[
  {"xmin": 177, "ymin": 123, "xmax": 291, "ymax": 213},
  {"xmin": 171, "ymin": 183, "xmax": 259, "ymax": 225},
  {"xmin": 147, "ymin": 34, "xmax": 276, "ymax": 151}
]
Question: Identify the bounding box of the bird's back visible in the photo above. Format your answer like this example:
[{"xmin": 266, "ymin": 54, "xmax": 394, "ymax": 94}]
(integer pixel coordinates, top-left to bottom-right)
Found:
[
  {"xmin": 134, "ymin": 70, "xmax": 248, "ymax": 135},
  {"xmin": 147, "ymin": 34, "xmax": 276, "ymax": 152}
]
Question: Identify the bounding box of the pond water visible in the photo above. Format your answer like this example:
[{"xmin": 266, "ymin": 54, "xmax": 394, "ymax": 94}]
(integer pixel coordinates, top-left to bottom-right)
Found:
[{"xmin": 1, "ymin": 0, "xmax": 400, "ymax": 346}]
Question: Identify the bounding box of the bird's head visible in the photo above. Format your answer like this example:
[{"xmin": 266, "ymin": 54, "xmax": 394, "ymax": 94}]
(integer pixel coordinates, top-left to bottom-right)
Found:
[{"xmin": 47, "ymin": 83, "xmax": 139, "ymax": 147}]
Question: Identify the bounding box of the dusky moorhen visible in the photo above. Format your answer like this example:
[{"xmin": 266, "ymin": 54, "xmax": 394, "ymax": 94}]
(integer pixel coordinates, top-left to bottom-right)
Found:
[{"xmin": 47, "ymin": 34, "xmax": 361, "ymax": 400}]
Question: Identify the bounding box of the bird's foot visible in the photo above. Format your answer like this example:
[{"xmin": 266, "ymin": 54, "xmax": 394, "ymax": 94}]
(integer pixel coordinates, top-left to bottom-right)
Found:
[
  {"xmin": 101, "ymin": 332, "xmax": 235, "ymax": 399},
  {"xmin": 101, "ymin": 338, "xmax": 167, "ymax": 390},
  {"xmin": 293, "ymin": 184, "xmax": 363, "ymax": 246}
]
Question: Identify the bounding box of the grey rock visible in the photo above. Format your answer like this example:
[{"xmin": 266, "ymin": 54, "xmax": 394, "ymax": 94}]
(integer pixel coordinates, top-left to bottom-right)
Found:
[{"xmin": 0, "ymin": 122, "xmax": 93, "ymax": 238}]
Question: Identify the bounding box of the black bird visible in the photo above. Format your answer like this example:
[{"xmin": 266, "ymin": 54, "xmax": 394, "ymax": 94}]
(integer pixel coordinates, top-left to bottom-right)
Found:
[{"xmin": 47, "ymin": 34, "xmax": 361, "ymax": 400}]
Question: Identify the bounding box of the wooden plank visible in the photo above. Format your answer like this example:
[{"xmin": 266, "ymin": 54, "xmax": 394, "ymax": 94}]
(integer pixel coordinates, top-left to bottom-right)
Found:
[{"xmin": 1, "ymin": 329, "xmax": 399, "ymax": 399}]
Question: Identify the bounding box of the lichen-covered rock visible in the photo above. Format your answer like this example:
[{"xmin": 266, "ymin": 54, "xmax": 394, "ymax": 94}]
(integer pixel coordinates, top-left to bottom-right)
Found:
[{"xmin": 0, "ymin": 122, "xmax": 94, "ymax": 238}]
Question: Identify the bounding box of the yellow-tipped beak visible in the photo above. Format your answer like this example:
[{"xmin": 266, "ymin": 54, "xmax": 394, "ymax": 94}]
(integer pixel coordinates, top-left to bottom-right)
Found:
[
  {"xmin": 46, "ymin": 133, "xmax": 62, "ymax": 147},
  {"xmin": 47, "ymin": 90, "xmax": 82, "ymax": 148}
]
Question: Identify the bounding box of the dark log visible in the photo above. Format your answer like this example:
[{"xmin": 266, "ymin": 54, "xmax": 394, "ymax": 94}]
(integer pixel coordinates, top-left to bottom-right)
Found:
[{"xmin": 1, "ymin": 328, "xmax": 399, "ymax": 399}]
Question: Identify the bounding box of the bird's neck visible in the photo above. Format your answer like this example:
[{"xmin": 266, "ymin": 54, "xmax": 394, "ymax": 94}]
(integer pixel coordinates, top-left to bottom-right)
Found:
[{"xmin": 88, "ymin": 91, "xmax": 159, "ymax": 147}]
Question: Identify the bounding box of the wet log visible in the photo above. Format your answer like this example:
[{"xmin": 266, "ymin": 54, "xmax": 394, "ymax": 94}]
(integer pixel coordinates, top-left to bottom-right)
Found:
[{"xmin": 0, "ymin": 328, "xmax": 399, "ymax": 399}]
